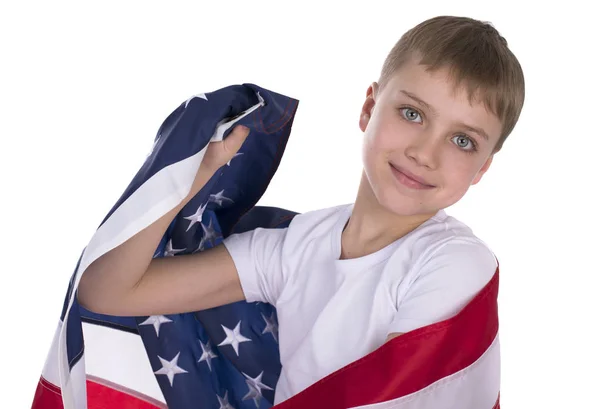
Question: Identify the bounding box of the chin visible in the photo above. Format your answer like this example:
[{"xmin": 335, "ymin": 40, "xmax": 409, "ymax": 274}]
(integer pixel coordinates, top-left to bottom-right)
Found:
[{"xmin": 374, "ymin": 188, "xmax": 440, "ymax": 218}]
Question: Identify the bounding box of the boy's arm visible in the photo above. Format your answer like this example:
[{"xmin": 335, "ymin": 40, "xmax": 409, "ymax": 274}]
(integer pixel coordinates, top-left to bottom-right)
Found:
[
  {"xmin": 385, "ymin": 333, "xmax": 405, "ymax": 342},
  {"xmin": 77, "ymin": 125, "xmax": 250, "ymax": 317}
]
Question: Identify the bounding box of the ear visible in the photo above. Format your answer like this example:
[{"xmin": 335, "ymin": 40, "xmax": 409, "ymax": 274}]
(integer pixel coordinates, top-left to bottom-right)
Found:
[
  {"xmin": 359, "ymin": 82, "xmax": 379, "ymax": 132},
  {"xmin": 471, "ymin": 154, "xmax": 494, "ymax": 185}
]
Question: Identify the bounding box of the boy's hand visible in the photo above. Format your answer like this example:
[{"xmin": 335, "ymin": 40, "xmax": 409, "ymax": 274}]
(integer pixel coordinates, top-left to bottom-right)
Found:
[
  {"xmin": 187, "ymin": 124, "xmax": 250, "ymax": 199},
  {"xmin": 201, "ymin": 124, "xmax": 250, "ymax": 172}
]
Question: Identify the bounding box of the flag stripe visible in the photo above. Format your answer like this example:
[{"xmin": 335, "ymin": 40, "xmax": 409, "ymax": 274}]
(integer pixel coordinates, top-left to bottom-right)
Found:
[
  {"xmin": 82, "ymin": 322, "xmax": 166, "ymax": 403},
  {"xmin": 87, "ymin": 376, "xmax": 167, "ymax": 409},
  {"xmin": 41, "ymin": 322, "xmax": 62, "ymax": 387},
  {"xmin": 33, "ymin": 376, "xmax": 63, "ymax": 409},
  {"xmin": 38, "ymin": 322, "xmax": 166, "ymax": 408},
  {"xmin": 273, "ymin": 268, "xmax": 499, "ymax": 409},
  {"xmin": 347, "ymin": 334, "xmax": 500, "ymax": 409},
  {"xmin": 57, "ymin": 144, "xmax": 210, "ymax": 409},
  {"xmin": 32, "ymin": 376, "xmax": 167, "ymax": 409}
]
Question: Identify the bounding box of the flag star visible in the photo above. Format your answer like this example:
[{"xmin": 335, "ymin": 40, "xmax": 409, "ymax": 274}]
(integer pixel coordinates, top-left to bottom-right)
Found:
[
  {"xmin": 202, "ymin": 217, "xmax": 220, "ymax": 245},
  {"xmin": 218, "ymin": 321, "xmax": 251, "ymax": 356},
  {"xmin": 164, "ymin": 239, "xmax": 185, "ymax": 257},
  {"xmin": 184, "ymin": 202, "xmax": 208, "ymax": 232},
  {"xmin": 196, "ymin": 236, "xmax": 208, "ymax": 253},
  {"xmin": 242, "ymin": 371, "xmax": 273, "ymax": 408},
  {"xmin": 227, "ymin": 152, "xmax": 243, "ymax": 166},
  {"xmin": 185, "ymin": 93, "xmax": 208, "ymax": 108},
  {"xmin": 139, "ymin": 315, "xmax": 172, "ymax": 337},
  {"xmin": 198, "ymin": 340, "xmax": 218, "ymax": 371},
  {"xmin": 154, "ymin": 352, "xmax": 188, "ymax": 387},
  {"xmin": 196, "ymin": 217, "xmax": 221, "ymax": 252},
  {"xmin": 261, "ymin": 312, "xmax": 278, "ymax": 343},
  {"xmin": 216, "ymin": 391, "xmax": 235, "ymax": 409},
  {"xmin": 208, "ymin": 189, "xmax": 234, "ymax": 207}
]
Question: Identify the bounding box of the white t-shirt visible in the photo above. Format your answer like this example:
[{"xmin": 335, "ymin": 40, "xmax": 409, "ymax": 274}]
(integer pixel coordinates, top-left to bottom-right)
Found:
[{"xmin": 223, "ymin": 204, "xmax": 497, "ymax": 404}]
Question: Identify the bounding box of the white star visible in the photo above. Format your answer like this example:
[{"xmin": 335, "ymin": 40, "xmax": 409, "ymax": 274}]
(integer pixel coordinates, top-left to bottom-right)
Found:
[
  {"xmin": 201, "ymin": 217, "xmax": 220, "ymax": 247},
  {"xmin": 196, "ymin": 217, "xmax": 221, "ymax": 252},
  {"xmin": 261, "ymin": 312, "xmax": 278, "ymax": 343},
  {"xmin": 185, "ymin": 93, "xmax": 208, "ymax": 108},
  {"xmin": 218, "ymin": 321, "xmax": 251, "ymax": 356},
  {"xmin": 164, "ymin": 239, "xmax": 185, "ymax": 257},
  {"xmin": 196, "ymin": 236, "xmax": 208, "ymax": 253},
  {"xmin": 227, "ymin": 152, "xmax": 243, "ymax": 166},
  {"xmin": 198, "ymin": 340, "xmax": 218, "ymax": 371},
  {"xmin": 216, "ymin": 391, "xmax": 235, "ymax": 409},
  {"xmin": 154, "ymin": 352, "xmax": 188, "ymax": 387},
  {"xmin": 184, "ymin": 202, "xmax": 208, "ymax": 232},
  {"xmin": 208, "ymin": 189, "xmax": 234, "ymax": 207},
  {"xmin": 139, "ymin": 315, "xmax": 172, "ymax": 336},
  {"xmin": 242, "ymin": 371, "xmax": 273, "ymax": 408}
]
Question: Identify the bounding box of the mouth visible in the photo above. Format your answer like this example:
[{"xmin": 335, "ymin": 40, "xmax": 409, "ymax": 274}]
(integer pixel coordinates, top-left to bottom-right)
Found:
[{"xmin": 389, "ymin": 163, "xmax": 435, "ymax": 190}]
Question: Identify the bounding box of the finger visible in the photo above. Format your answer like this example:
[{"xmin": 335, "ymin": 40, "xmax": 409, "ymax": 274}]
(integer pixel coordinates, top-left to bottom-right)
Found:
[{"xmin": 224, "ymin": 125, "xmax": 250, "ymax": 153}]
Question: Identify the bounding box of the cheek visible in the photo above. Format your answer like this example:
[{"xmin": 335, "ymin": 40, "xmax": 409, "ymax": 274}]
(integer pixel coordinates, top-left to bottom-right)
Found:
[
  {"xmin": 443, "ymin": 160, "xmax": 484, "ymax": 189},
  {"xmin": 366, "ymin": 115, "xmax": 410, "ymax": 154}
]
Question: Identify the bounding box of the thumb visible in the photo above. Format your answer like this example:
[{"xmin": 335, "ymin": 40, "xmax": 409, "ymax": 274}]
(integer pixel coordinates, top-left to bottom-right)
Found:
[{"xmin": 223, "ymin": 125, "xmax": 250, "ymax": 155}]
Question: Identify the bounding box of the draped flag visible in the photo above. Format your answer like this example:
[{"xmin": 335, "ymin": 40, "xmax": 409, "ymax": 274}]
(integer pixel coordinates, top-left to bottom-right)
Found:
[{"xmin": 31, "ymin": 83, "xmax": 501, "ymax": 409}]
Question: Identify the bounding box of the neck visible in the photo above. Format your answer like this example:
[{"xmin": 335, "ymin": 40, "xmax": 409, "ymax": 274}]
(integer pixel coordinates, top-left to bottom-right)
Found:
[{"xmin": 340, "ymin": 172, "xmax": 437, "ymax": 260}]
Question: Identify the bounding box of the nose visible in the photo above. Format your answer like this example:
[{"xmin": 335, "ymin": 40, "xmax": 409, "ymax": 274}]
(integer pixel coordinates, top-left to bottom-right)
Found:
[{"xmin": 404, "ymin": 131, "xmax": 441, "ymax": 170}]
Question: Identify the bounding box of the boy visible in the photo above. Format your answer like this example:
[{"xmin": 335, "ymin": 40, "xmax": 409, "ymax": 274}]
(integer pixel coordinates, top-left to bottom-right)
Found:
[{"xmin": 77, "ymin": 15, "xmax": 525, "ymax": 405}]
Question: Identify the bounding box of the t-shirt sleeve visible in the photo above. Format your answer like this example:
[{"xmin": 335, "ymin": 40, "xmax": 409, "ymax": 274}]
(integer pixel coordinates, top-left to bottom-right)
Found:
[
  {"xmin": 388, "ymin": 238, "xmax": 498, "ymax": 335},
  {"xmin": 222, "ymin": 227, "xmax": 287, "ymax": 306}
]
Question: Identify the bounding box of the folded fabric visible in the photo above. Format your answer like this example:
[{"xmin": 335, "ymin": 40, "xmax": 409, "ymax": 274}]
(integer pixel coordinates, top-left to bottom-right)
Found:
[{"xmin": 31, "ymin": 83, "xmax": 500, "ymax": 409}]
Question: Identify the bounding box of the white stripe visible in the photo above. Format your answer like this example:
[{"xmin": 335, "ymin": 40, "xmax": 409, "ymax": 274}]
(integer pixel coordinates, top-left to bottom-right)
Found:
[
  {"xmin": 41, "ymin": 321, "xmax": 62, "ymax": 387},
  {"xmin": 41, "ymin": 321, "xmax": 165, "ymax": 404},
  {"xmin": 56, "ymin": 93, "xmax": 264, "ymax": 409},
  {"xmin": 70, "ymin": 356, "xmax": 87, "ymax": 409},
  {"xmin": 349, "ymin": 334, "xmax": 500, "ymax": 409},
  {"xmin": 82, "ymin": 322, "xmax": 166, "ymax": 403},
  {"xmin": 58, "ymin": 150, "xmax": 201, "ymax": 409},
  {"xmin": 41, "ymin": 321, "xmax": 87, "ymax": 408}
]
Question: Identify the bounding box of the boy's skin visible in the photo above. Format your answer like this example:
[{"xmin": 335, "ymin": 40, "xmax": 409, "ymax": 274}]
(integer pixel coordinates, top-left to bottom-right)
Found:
[
  {"xmin": 349, "ymin": 57, "xmax": 502, "ymax": 341},
  {"xmin": 77, "ymin": 55, "xmax": 503, "ymax": 346}
]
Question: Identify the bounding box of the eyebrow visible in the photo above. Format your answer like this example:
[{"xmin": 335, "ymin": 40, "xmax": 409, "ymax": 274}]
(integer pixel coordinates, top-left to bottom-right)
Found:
[
  {"xmin": 400, "ymin": 90, "xmax": 436, "ymax": 114},
  {"xmin": 461, "ymin": 124, "xmax": 490, "ymax": 141},
  {"xmin": 399, "ymin": 89, "xmax": 490, "ymax": 141}
]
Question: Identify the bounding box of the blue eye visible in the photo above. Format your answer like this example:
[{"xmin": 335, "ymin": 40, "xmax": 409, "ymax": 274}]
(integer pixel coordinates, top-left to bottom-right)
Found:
[
  {"xmin": 451, "ymin": 134, "xmax": 476, "ymax": 151},
  {"xmin": 400, "ymin": 107, "xmax": 422, "ymax": 123}
]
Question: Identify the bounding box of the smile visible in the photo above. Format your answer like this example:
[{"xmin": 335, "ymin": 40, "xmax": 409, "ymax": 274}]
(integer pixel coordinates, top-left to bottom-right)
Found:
[{"xmin": 390, "ymin": 163, "xmax": 435, "ymax": 190}]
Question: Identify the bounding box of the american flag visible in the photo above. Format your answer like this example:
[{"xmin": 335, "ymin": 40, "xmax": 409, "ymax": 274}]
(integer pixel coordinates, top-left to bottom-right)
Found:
[{"xmin": 32, "ymin": 83, "xmax": 501, "ymax": 409}]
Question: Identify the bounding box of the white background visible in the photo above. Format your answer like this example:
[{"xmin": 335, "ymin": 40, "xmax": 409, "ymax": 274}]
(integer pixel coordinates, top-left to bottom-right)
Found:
[{"xmin": 1, "ymin": 1, "xmax": 598, "ymax": 407}]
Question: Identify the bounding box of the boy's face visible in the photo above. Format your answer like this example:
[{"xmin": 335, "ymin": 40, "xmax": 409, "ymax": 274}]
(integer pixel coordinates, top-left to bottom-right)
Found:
[{"xmin": 359, "ymin": 59, "xmax": 503, "ymax": 218}]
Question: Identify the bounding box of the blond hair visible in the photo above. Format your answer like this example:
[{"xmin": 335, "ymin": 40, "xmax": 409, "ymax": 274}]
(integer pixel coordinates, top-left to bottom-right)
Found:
[{"xmin": 379, "ymin": 16, "xmax": 525, "ymax": 152}]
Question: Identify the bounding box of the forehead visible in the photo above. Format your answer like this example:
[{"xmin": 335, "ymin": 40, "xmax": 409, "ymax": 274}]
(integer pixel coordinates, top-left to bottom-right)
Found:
[{"xmin": 382, "ymin": 61, "xmax": 503, "ymax": 142}]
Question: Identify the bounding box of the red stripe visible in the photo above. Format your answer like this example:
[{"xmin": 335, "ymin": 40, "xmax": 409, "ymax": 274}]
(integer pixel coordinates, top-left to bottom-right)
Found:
[
  {"xmin": 274, "ymin": 267, "xmax": 500, "ymax": 409},
  {"xmin": 493, "ymin": 393, "xmax": 501, "ymax": 408},
  {"xmin": 31, "ymin": 376, "xmax": 166, "ymax": 409},
  {"xmin": 32, "ymin": 376, "xmax": 63, "ymax": 409}
]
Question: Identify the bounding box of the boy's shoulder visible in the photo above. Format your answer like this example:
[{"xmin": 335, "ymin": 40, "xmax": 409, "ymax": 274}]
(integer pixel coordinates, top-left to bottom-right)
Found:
[
  {"xmin": 289, "ymin": 203, "xmax": 352, "ymax": 226},
  {"xmin": 400, "ymin": 211, "xmax": 498, "ymax": 290},
  {"xmin": 280, "ymin": 203, "xmax": 352, "ymax": 241},
  {"xmin": 408, "ymin": 210, "xmax": 496, "ymax": 261}
]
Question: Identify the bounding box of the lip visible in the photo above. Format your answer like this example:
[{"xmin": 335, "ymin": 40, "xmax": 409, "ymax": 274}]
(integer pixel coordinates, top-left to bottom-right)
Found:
[{"xmin": 390, "ymin": 163, "xmax": 435, "ymax": 189}]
